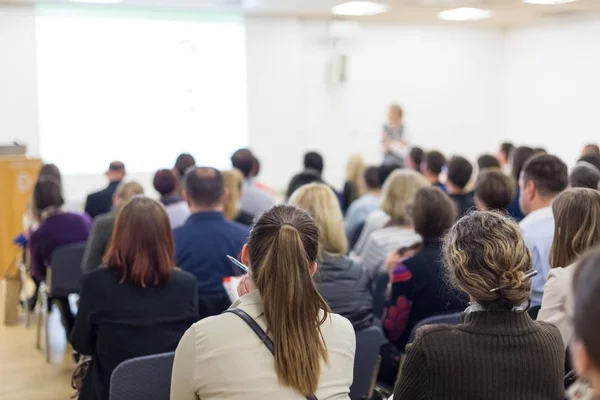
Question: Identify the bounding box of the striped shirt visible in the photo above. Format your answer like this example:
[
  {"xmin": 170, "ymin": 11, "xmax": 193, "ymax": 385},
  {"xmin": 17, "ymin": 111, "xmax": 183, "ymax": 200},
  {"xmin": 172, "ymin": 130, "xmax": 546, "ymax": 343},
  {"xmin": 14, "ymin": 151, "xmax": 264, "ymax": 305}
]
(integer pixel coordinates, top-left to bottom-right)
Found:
[{"xmin": 361, "ymin": 227, "xmax": 421, "ymax": 279}]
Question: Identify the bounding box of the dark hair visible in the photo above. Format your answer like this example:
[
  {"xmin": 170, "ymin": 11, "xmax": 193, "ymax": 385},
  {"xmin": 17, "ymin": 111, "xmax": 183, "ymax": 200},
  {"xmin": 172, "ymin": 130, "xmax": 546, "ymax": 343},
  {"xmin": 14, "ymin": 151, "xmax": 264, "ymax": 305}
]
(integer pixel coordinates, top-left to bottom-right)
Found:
[
  {"xmin": 253, "ymin": 156, "xmax": 261, "ymax": 177},
  {"xmin": 475, "ymin": 169, "xmax": 516, "ymax": 210},
  {"xmin": 522, "ymin": 154, "xmax": 568, "ymax": 197},
  {"xmin": 579, "ymin": 153, "xmax": 600, "ymax": 172},
  {"xmin": 447, "ymin": 156, "xmax": 473, "ymax": 189},
  {"xmin": 573, "ymin": 247, "xmax": 600, "ymax": 367},
  {"xmin": 412, "ymin": 187, "xmax": 456, "ymax": 239},
  {"xmin": 533, "ymin": 148, "xmax": 546, "ymax": 155},
  {"xmin": 105, "ymin": 197, "xmax": 174, "ymax": 287},
  {"xmin": 183, "ymin": 167, "xmax": 224, "ymax": 207},
  {"xmin": 409, "ymin": 147, "xmax": 425, "ymax": 171},
  {"xmin": 364, "ymin": 166, "xmax": 381, "ymax": 190},
  {"xmin": 174, "ymin": 154, "xmax": 196, "ymax": 178},
  {"xmin": 511, "ymin": 146, "xmax": 535, "ymax": 182},
  {"xmin": 570, "ymin": 163, "xmax": 600, "ymax": 189},
  {"xmin": 153, "ymin": 169, "xmax": 179, "ymax": 196},
  {"xmin": 500, "ymin": 142, "xmax": 514, "ymax": 159},
  {"xmin": 231, "ymin": 148, "xmax": 255, "ymax": 178},
  {"xmin": 477, "ymin": 154, "xmax": 501, "ymax": 171},
  {"xmin": 304, "ymin": 152, "xmax": 324, "ymax": 174},
  {"xmin": 109, "ymin": 161, "xmax": 125, "ymax": 172},
  {"xmin": 33, "ymin": 177, "xmax": 64, "ymax": 212},
  {"xmin": 377, "ymin": 164, "xmax": 400, "ymax": 186},
  {"xmin": 424, "ymin": 151, "xmax": 446, "ymax": 175},
  {"xmin": 247, "ymin": 205, "xmax": 330, "ymax": 396},
  {"xmin": 38, "ymin": 163, "xmax": 61, "ymax": 184}
]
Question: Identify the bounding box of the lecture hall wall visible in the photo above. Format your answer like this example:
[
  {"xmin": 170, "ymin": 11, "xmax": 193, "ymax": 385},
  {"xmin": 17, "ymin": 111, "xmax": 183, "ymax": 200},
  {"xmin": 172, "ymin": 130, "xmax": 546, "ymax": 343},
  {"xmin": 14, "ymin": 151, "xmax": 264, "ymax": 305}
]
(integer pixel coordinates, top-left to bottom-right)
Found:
[{"xmin": 1, "ymin": 4, "xmax": 598, "ymax": 201}]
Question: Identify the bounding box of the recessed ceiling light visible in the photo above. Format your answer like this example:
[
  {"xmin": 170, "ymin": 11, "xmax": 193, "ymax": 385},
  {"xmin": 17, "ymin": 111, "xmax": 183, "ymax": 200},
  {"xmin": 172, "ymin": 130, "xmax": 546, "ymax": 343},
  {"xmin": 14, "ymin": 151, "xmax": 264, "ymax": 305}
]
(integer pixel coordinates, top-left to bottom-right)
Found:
[
  {"xmin": 438, "ymin": 7, "xmax": 494, "ymax": 21},
  {"xmin": 332, "ymin": 1, "xmax": 390, "ymax": 17},
  {"xmin": 523, "ymin": 0, "xmax": 577, "ymax": 4}
]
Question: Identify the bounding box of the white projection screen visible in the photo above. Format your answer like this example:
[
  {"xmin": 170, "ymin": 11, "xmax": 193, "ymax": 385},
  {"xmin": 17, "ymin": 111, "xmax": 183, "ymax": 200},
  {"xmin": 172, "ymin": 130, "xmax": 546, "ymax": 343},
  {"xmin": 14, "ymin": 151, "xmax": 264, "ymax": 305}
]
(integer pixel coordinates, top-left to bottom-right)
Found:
[{"xmin": 36, "ymin": 6, "xmax": 248, "ymax": 174}]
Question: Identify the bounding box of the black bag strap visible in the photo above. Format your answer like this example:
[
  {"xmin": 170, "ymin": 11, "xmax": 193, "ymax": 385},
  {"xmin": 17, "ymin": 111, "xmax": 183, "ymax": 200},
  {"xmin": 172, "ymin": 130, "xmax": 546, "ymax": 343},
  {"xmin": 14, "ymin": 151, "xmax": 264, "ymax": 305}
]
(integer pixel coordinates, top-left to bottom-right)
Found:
[{"xmin": 225, "ymin": 308, "xmax": 318, "ymax": 400}]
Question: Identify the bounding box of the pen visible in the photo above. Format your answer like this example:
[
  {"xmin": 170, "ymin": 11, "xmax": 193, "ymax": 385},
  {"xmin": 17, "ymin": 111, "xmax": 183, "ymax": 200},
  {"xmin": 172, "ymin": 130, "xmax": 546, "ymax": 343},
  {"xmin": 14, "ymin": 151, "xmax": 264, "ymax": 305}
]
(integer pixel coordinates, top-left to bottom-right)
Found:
[{"xmin": 227, "ymin": 255, "xmax": 249, "ymax": 273}]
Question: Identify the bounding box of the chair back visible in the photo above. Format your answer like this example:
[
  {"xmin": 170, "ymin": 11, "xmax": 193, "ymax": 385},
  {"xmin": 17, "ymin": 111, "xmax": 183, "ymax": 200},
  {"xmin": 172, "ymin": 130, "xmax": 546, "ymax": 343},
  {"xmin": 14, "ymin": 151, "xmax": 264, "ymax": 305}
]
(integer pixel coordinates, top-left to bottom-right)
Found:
[
  {"xmin": 49, "ymin": 242, "xmax": 87, "ymax": 297},
  {"xmin": 372, "ymin": 273, "xmax": 389, "ymax": 319},
  {"xmin": 109, "ymin": 352, "xmax": 175, "ymax": 400},
  {"xmin": 350, "ymin": 325, "xmax": 386, "ymax": 400},
  {"xmin": 408, "ymin": 312, "xmax": 463, "ymax": 344}
]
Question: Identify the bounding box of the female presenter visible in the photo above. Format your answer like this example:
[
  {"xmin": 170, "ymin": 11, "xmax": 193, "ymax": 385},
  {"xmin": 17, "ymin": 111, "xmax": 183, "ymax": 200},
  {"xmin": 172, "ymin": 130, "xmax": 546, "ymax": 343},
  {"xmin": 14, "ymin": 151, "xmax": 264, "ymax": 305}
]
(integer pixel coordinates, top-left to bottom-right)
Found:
[{"xmin": 382, "ymin": 104, "xmax": 410, "ymax": 166}]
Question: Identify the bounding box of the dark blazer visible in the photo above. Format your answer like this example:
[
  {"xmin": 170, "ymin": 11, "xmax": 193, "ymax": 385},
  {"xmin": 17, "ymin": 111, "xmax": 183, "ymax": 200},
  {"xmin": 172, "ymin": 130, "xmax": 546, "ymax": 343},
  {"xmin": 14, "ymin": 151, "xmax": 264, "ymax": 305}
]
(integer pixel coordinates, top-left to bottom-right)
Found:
[
  {"xmin": 84, "ymin": 181, "xmax": 120, "ymax": 219},
  {"xmin": 71, "ymin": 267, "xmax": 198, "ymax": 400},
  {"xmin": 449, "ymin": 191, "xmax": 476, "ymax": 219},
  {"xmin": 82, "ymin": 212, "xmax": 116, "ymax": 273},
  {"xmin": 314, "ymin": 254, "xmax": 374, "ymax": 330}
]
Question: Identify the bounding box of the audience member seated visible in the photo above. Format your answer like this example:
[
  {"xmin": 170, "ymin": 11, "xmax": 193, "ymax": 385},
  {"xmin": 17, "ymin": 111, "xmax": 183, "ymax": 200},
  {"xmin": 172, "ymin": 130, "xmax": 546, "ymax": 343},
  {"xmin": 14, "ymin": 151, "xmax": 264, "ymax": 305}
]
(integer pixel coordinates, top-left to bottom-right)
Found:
[
  {"xmin": 496, "ymin": 141, "xmax": 514, "ymax": 175},
  {"xmin": 383, "ymin": 187, "xmax": 468, "ymax": 351},
  {"xmin": 508, "ymin": 146, "xmax": 535, "ymax": 221},
  {"xmin": 84, "ymin": 161, "xmax": 126, "ymax": 218},
  {"xmin": 358, "ymin": 170, "xmax": 427, "ymax": 278},
  {"xmin": 174, "ymin": 153, "xmax": 196, "ymax": 181},
  {"xmin": 82, "ymin": 182, "xmax": 144, "ymax": 273},
  {"xmin": 170, "ymin": 205, "xmax": 355, "ymax": 400},
  {"xmin": 474, "ymin": 168, "xmax": 516, "ymax": 211},
  {"xmin": 71, "ymin": 197, "xmax": 198, "ymax": 400},
  {"xmin": 538, "ymin": 188, "xmax": 600, "ymax": 348},
  {"xmin": 569, "ymin": 162, "xmax": 600, "ymax": 189},
  {"xmin": 153, "ymin": 169, "xmax": 191, "ymax": 229},
  {"xmin": 581, "ymin": 143, "xmax": 600, "ymax": 157},
  {"xmin": 223, "ymin": 168, "xmax": 254, "ymax": 226},
  {"xmin": 579, "ymin": 152, "xmax": 600, "ymax": 172},
  {"xmin": 421, "ymin": 150, "xmax": 446, "ymax": 191},
  {"xmin": 174, "ymin": 167, "xmax": 249, "ymax": 319},
  {"xmin": 29, "ymin": 177, "xmax": 92, "ymax": 339},
  {"xmin": 534, "ymin": 147, "xmax": 547, "ymax": 155},
  {"xmin": 446, "ymin": 156, "xmax": 475, "ymax": 218},
  {"xmin": 286, "ymin": 151, "xmax": 339, "ymax": 201},
  {"xmin": 477, "ymin": 153, "xmax": 501, "ymax": 171},
  {"xmin": 289, "ymin": 183, "xmax": 374, "ymax": 330},
  {"xmin": 341, "ymin": 154, "xmax": 366, "ymax": 213},
  {"xmin": 251, "ymin": 155, "xmax": 275, "ymax": 194},
  {"xmin": 519, "ymin": 154, "xmax": 568, "ymax": 308},
  {"xmin": 394, "ymin": 211, "xmax": 565, "ymax": 400},
  {"xmin": 406, "ymin": 147, "xmax": 424, "ymax": 172},
  {"xmin": 231, "ymin": 148, "xmax": 274, "ymax": 216},
  {"xmin": 569, "ymin": 248, "xmax": 600, "ymax": 400},
  {"xmin": 344, "ymin": 166, "xmax": 382, "ymax": 245}
]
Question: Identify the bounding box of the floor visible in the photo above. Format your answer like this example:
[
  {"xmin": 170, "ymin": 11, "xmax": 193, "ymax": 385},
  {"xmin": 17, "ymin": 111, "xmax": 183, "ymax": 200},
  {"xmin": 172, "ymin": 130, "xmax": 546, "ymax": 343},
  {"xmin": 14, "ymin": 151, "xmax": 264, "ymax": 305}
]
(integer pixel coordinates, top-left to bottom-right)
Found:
[{"xmin": 0, "ymin": 305, "xmax": 75, "ymax": 400}]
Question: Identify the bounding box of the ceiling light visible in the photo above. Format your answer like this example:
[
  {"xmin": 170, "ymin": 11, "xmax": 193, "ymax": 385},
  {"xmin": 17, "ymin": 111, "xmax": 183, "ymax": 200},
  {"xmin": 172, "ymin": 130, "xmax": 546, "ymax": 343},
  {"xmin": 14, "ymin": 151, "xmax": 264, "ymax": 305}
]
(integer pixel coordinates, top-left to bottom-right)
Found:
[
  {"xmin": 332, "ymin": 1, "xmax": 390, "ymax": 16},
  {"xmin": 68, "ymin": 0, "xmax": 122, "ymax": 3},
  {"xmin": 523, "ymin": 0, "xmax": 577, "ymax": 4},
  {"xmin": 438, "ymin": 7, "xmax": 494, "ymax": 21}
]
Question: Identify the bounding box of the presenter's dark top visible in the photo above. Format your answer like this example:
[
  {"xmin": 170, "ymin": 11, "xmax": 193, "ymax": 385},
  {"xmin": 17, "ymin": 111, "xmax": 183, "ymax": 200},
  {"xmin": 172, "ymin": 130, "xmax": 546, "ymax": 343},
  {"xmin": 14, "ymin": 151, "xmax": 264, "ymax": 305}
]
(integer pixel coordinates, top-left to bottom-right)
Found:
[
  {"xmin": 71, "ymin": 267, "xmax": 198, "ymax": 400},
  {"xmin": 84, "ymin": 181, "xmax": 121, "ymax": 219}
]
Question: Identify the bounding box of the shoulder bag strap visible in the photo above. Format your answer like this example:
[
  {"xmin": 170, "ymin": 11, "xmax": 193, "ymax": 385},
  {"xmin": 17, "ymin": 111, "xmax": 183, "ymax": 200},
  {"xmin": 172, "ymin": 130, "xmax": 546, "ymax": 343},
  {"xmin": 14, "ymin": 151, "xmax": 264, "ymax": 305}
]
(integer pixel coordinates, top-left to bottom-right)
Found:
[{"xmin": 225, "ymin": 308, "xmax": 318, "ymax": 400}]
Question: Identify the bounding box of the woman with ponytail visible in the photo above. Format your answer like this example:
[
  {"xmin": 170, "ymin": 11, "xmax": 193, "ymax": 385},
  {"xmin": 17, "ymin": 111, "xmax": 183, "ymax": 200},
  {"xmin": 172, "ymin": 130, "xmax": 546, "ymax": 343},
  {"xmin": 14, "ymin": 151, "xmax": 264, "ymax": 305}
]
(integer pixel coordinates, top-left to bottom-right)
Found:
[{"xmin": 170, "ymin": 205, "xmax": 356, "ymax": 400}]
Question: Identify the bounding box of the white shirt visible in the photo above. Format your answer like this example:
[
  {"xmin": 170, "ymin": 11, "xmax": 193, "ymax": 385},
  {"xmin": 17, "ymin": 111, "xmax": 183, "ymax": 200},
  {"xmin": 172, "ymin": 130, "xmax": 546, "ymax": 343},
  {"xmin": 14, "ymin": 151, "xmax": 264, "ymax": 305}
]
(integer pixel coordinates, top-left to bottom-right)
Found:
[
  {"xmin": 351, "ymin": 209, "xmax": 390, "ymax": 258},
  {"xmin": 361, "ymin": 227, "xmax": 421, "ymax": 279}
]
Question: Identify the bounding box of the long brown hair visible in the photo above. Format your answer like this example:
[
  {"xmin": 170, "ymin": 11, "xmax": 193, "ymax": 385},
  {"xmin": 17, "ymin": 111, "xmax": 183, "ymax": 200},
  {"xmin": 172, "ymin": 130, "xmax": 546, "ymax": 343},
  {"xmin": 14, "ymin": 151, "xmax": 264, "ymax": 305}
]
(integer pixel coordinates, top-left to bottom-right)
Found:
[
  {"xmin": 247, "ymin": 205, "xmax": 330, "ymax": 396},
  {"xmin": 222, "ymin": 168, "xmax": 244, "ymax": 221},
  {"xmin": 551, "ymin": 188, "xmax": 600, "ymax": 268},
  {"xmin": 105, "ymin": 197, "xmax": 174, "ymax": 287}
]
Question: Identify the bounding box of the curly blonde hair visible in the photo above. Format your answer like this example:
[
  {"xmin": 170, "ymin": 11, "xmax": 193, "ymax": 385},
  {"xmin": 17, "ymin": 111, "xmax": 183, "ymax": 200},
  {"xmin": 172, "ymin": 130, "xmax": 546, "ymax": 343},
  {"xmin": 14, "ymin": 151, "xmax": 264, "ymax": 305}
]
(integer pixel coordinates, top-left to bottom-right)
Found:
[{"xmin": 442, "ymin": 210, "xmax": 533, "ymax": 309}]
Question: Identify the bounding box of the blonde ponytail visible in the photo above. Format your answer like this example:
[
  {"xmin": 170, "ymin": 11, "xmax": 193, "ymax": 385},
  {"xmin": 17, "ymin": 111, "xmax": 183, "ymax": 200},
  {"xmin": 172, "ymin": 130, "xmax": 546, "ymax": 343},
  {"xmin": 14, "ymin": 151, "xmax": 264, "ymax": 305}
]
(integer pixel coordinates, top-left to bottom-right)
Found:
[{"xmin": 248, "ymin": 205, "xmax": 330, "ymax": 397}]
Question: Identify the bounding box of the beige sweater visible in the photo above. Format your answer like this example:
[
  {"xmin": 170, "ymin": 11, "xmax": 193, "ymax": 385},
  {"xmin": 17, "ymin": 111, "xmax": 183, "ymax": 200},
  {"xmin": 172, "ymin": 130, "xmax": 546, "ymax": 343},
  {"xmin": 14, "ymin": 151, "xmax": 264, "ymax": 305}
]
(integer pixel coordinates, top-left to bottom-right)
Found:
[{"xmin": 170, "ymin": 290, "xmax": 356, "ymax": 400}]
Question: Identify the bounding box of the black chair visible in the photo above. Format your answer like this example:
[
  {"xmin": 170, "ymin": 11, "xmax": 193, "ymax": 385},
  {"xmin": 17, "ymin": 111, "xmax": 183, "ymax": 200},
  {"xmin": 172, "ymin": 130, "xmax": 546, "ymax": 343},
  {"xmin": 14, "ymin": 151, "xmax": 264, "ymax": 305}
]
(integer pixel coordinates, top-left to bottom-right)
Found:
[
  {"xmin": 372, "ymin": 273, "xmax": 389, "ymax": 319},
  {"xmin": 350, "ymin": 325, "xmax": 387, "ymax": 400},
  {"xmin": 528, "ymin": 305, "xmax": 541, "ymax": 320},
  {"xmin": 407, "ymin": 312, "xmax": 463, "ymax": 344},
  {"xmin": 109, "ymin": 352, "xmax": 175, "ymax": 400}
]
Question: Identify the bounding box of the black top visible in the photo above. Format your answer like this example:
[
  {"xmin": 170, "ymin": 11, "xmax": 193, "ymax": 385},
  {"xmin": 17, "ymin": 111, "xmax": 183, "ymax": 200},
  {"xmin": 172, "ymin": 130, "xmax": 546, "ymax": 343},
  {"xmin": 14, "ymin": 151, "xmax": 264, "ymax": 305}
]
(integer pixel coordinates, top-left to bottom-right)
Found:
[
  {"xmin": 341, "ymin": 181, "xmax": 359, "ymax": 214},
  {"xmin": 71, "ymin": 267, "xmax": 198, "ymax": 400},
  {"xmin": 84, "ymin": 181, "xmax": 121, "ymax": 219},
  {"xmin": 314, "ymin": 254, "xmax": 374, "ymax": 331},
  {"xmin": 82, "ymin": 212, "xmax": 116, "ymax": 273},
  {"xmin": 235, "ymin": 210, "xmax": 255, "ymax": 226},
  {"xmin": 449, "ymin": 191, "xmax": 476, "ymax": 219}
]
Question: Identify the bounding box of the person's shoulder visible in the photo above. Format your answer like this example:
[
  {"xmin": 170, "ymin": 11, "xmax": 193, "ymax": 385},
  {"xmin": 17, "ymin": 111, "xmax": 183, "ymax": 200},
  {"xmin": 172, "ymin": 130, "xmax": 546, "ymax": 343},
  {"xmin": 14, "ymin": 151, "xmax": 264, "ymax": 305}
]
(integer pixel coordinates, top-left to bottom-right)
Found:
[
  {"xmin": 533, "ymin": 320, "xmax": 564, "ymax": 348},
  {"xmin": 82, "ymin": 267, "xmax": 117, "ymax": 291},
  {"xmin": 227, "ymin": 220, "xmax": 250, "ymax": 235},
  {"xmin": 171, "ymin": 269, "xmax": 198, "ymax": 286},
  {"xmin": 413, "ymin": 323, "xmax": 461, "ymax": 346},
  {"xmin": 323, "ymin": 312, "xmax": 356, "ymax": 340}
]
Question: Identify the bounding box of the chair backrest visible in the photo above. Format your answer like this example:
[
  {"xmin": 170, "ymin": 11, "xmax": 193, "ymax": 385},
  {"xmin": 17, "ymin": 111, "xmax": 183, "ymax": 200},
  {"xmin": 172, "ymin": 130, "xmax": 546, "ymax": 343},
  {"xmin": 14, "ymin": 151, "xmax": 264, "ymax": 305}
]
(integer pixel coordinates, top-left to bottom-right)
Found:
[
  {"xmin": 49, "ymin": 242, "xmax": 87, "ymax": 297},
  {"xmin": 350, "ymin": 325, "xmax": 386, "ymax": 400},
  {"xmin": 372, "ymin": 273, "xmax": 389, "ymax": 319},
  {"xmin": 109, "ymin": 352, "xmax": 175, "ymax": 400},
  {"xmin": 408, "ymin": 312, "xmax": 463, "ymax": 344}
]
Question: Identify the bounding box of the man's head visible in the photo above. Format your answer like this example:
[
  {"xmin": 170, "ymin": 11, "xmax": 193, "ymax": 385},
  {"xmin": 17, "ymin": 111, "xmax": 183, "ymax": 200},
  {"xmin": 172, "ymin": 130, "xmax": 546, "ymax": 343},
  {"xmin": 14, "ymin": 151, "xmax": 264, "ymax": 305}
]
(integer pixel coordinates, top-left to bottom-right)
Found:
[
  {"xmin": 579, "ymin": 153, "xmax": 600, "ymax": 172},
  {"xmin": 519, "ymin": 154, "xmax": 568, "ymax": 215},
  {"xmin": 581, "ymin": 143, "xmax": 600, "ymax": 158},
  {"xmin": 304, "ymin": 151, "xmax": 324, "ymax": 175},
  {"xmin": 407, "ymin": 147, "xmax": 425, "ymax": 172},
  {"xmin": 183, "ymin": 167, "xmax": 226, "ymax": 211},
  {"xmin": 570, "ymin": 163, "xmax": 600, "ymax": 190},
  {"xmin": 153, "ymin": 169, "xmax": 179, "ymax": 197},
  {"xmin": 477, "ymin": 154, "xmax": 501, "ymax": 171},
  {"xmin": 421, "ymin": 151, "xmax": 446, "ymax": 183},
  {"xmin": 363, "ymin": 166, "xmax": 381, "ymax": 192},
  {"xmin": 231, "ymin": 148, "xmax": 256, "ymax": 179},
  {"xmin": 106, "ymin": 161, "xmax": 125, "ymax": 182},
  {"xmin": 447, "ymin": 156, "xmax": 473, "ymax": 192},
  {"xmin": 174, "ymin": 153, "xmax": 196, "ymax": 179},
  {"xmin": 113, "ymin": 181, "xmax": 144, "ymax": 207},
  {"xmin": 475, "ymin": 169, "xmax": 516, "ymax": 211},
  {"xmin": 497, "ymin": 142, "xmax": 514, "ymax": 166}
]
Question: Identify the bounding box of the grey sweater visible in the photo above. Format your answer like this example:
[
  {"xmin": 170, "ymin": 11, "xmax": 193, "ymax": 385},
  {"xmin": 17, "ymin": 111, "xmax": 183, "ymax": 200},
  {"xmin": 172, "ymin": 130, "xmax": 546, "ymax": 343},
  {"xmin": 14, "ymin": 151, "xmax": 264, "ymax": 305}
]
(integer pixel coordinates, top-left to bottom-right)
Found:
[{"xmin": 394, "ymin": 311, "xmax": 565, "ymax": 400}]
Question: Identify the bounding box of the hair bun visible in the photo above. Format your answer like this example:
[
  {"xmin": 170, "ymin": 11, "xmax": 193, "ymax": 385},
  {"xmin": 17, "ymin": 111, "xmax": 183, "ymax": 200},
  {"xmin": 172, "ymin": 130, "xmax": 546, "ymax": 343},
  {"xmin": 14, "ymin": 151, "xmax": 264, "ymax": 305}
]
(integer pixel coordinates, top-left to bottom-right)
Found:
[{"xmin": 499, "ymin": 270, "xmax": 525, "ymax": 289}]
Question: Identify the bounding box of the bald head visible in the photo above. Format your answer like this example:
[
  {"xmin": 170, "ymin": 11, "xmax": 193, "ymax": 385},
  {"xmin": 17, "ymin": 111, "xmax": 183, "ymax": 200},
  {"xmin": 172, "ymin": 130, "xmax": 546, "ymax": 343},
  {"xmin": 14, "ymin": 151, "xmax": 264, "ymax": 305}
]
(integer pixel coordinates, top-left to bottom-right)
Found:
[{"xmin": 183, "ymin": 167, "xmax": 225, "ymax": 208}]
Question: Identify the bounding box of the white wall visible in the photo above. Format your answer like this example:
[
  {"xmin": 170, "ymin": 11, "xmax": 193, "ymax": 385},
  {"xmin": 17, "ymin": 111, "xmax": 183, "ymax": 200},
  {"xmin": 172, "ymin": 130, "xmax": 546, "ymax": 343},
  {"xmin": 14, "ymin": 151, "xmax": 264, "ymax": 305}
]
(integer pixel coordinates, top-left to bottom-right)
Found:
[
  {"xmin": 247, "ymin": 18, "xmax": 506, "ymax": 190},
  {"xmin": 504, "ymin": 14, "xmax": 600, "ymax": 168}
]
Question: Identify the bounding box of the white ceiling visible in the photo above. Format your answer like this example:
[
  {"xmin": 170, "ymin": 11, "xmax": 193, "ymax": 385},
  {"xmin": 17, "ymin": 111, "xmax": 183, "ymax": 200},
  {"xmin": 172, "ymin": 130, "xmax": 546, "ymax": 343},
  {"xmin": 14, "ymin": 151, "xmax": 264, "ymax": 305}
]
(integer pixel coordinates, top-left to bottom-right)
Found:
[{"xmin": 3, "ymin": 0, "xmax": 600, "ymax": 27}]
